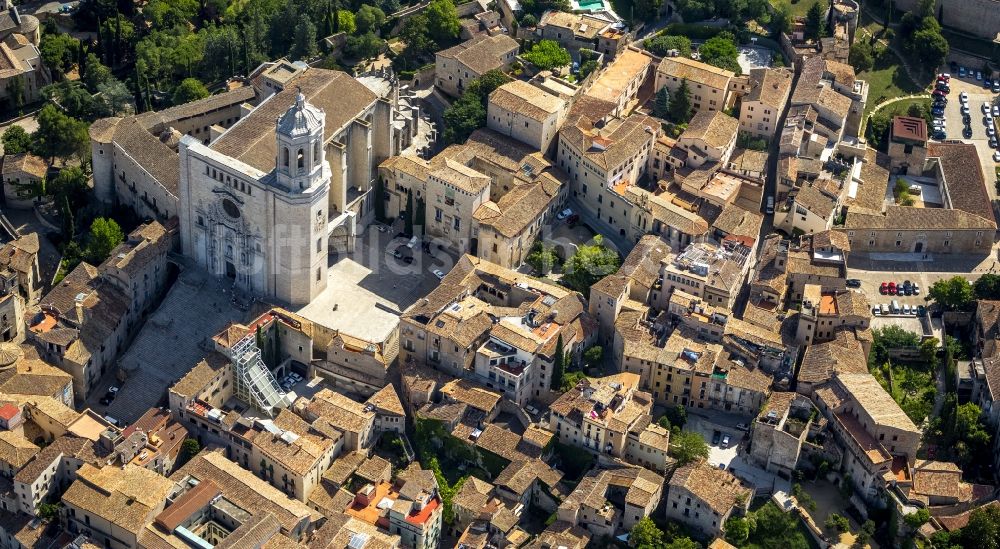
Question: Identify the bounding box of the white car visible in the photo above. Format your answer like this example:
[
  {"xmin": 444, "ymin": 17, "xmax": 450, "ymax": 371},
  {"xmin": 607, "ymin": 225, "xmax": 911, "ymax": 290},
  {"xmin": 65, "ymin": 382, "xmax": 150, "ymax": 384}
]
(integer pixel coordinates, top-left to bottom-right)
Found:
[
  {"xmin": 961, "ymin": 105, "xmax": 970, "ymax": 115},
  {"xmin": 960, "ymin": 91, "xmax": 969, "ymax": 102},
  {"xmin": 556, "ymin": 208, "xmax": 573, "ymax": 221},
  {"xmin": 994, "ymin": 105, "xmax": 1000, "ymax": 117},
  {"xmin": 989, "ymin": 126, "xmax": 997, "ymax": 137},
  {"xmin": 721, "ymin": 435, "xmax": 731, "ymax": 448},
  {"xmin": 432, "ymin": 269, "xmax": 446, "ymax": 280},
  {"xmin": 994, "ymin": 152, "xmax": 1000, "ymax": 162},
  {"xmin": 985, "ymin": 102, "xmax": 992, "ymax": 114},
  {"xmin": 109, "ymin": 386, "xmax": 120, "ymax": 393}
]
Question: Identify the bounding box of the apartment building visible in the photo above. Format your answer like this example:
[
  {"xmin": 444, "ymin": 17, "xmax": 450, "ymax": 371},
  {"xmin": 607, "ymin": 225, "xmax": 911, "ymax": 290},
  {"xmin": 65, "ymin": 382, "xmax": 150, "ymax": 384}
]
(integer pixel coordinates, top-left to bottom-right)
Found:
[
  {"xmin": 583, "ymin": 49, "xmax": 652, "ymax": 119},
  {"xmin": 661, "ymin": 239, "xmax": 754, "ymax": 311},
  {"xmin": 534, "ymin": 10, "xmax": 615, "ymax": 51},
  {"xmin": 665, "ymin": 460, "xmax": 750, "ymax": 537},
  {"xmin": 0, "ymin": 233, "xmax": 40, "ymax": 306},
  {"xmin": 654, "ymin": 56, "xmax": 735, "ymax": 114},
  {"xmin": 748, "ymin": 392, "xmax": 823, "ymax": 477},
  {"xmin": 28, "ymin": 221, "xmax": 171, "ymax": 400},
  {"xmin": 750, "ymin": 231, "xmax": 849, "ymax": 308},
  {"xmin": 487, "ymin": 80, "xmax": 568, "ymax": 153},
  {"xmin": 812, "ymin": 372, "xmax": 920, "ymax": 503},
  {"xmin": 557, "ymin": 113, "xmax": 658, "ymax": 239},
  {"xmin": 557, "ymin": 462, "xmax": 663, "ymax": 537},
  {"xmin": 795, "ymin": 284, "xmax": 871, "ymax": 346},
  {"xmin": 739, "ymin": 68, "xmax": 793, "ymax": 140},
  {"xmin": 435, "ymin": 34, "xmax": 519, "ymax": 98},
  {"xmin": 546, "ymin": 373, "xmax": 671, "ymax": 469},
  {"xmin": 400, "ymin": 255, "xmax": 593, "ymax": 403},
  {"xmin": 662, "ymin": 110, "xmax": 740, "ymax": 174},
  {"xmin": 61, "ymin": 463, "xmax": 173, "ymax": 549},
  {"xmin": 1, "ymin": 152, "xmax": 46, "ymax": 210},
  {"xmin": 380, "ymin": 129, "xmax": 569, "ymax": 261},
  {"xmin": 346, "ymin": 464, "xmax": 444, "ymax": 549}
]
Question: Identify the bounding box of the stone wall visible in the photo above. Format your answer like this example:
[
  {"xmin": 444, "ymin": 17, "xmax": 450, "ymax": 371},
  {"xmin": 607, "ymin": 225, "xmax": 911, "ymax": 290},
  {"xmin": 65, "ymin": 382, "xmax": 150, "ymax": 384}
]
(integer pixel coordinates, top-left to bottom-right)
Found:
[{"xmin": 894, "ymin": 0, "xmax": 1000, "ymax": 39}]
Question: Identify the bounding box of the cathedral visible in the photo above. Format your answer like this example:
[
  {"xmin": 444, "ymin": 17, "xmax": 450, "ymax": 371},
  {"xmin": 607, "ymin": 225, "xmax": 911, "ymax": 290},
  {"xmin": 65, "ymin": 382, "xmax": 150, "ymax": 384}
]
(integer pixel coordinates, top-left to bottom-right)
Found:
[{"xmin": 177, "ymin": 92, "xmax": 331, "ymax": 307}]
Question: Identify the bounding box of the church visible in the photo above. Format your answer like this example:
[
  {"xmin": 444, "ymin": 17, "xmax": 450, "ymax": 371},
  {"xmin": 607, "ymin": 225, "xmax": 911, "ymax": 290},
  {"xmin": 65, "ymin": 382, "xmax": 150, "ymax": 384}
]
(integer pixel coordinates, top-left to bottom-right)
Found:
[{"xmin": 177, "ymin": 92, "xmax": 331, "ymax": 307}]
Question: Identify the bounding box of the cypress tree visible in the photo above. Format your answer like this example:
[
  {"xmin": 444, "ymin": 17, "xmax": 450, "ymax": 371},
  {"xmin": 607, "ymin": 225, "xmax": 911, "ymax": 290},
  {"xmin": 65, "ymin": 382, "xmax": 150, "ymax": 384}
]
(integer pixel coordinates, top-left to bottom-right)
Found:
[{"xmin": 550, "ymin": 335, "xmax": 564, "ymax": 390}]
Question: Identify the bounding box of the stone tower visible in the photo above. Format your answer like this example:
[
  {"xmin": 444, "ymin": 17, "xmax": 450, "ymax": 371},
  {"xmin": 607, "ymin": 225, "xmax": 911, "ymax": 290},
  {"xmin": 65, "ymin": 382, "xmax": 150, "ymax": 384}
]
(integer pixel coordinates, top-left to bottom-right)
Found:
[{"xmin": 270, "ymin": 91, "xmax": 331, "ymax": 306}]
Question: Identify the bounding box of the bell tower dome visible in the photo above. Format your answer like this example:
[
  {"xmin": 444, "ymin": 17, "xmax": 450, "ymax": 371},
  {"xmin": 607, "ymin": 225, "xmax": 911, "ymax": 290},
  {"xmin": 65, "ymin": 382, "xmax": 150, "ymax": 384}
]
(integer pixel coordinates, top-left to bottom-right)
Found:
[{"xmin": 275, "ymin": 90, "xmax": 327, "ymax": 192}]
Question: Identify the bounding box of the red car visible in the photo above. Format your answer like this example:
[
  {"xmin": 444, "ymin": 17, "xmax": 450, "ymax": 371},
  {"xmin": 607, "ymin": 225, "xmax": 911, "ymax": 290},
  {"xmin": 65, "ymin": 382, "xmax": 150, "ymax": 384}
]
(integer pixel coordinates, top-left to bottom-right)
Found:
[
  {"xmin": 888, "ymin": 281, "xmax": 897, "ymax": 295},
  {"xmin": 880, "ymin": 282, "xmax": 888, "ymax": 294}
]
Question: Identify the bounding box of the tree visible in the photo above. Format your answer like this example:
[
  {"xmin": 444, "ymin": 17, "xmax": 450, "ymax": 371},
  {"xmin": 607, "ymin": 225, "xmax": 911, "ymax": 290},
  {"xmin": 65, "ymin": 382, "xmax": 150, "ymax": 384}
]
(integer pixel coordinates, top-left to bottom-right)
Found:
[
  {"xmin": 919, "ymin": 337, "xmax": 939, "ymax": 363},
  {"xmin": 355, "ymin": 5, "xmax": 386, "ymax": 34},
  {"xmin": 291, "ymin": 14, "xmax": 319, "ymax": 61},
  {"xmin": 32, "ymin": 105, "xmax": 89, "ymax": 161},
  {"xmin": 550, "ymin": 335, "xmax": 565, "ymax": 390},
  {"xmin": 654, "ymin": 86, "xmax": 670, "ymax": 119},
  {"xmin": 726, "ymin": 517, "xmax": 750, "ymax": 544},
  {"xmin": 86, "ymin": 217, "xmax": 124, "ymax": 264},
  {"xmin": 521, "ymin": 13, "xmax": 537, "ymax": 27},
  {"xmin": 643, "ymin": 34, "xmax": 692, "ymax": 57},
  {"xmin": 699, "ymin": 32, "xmax": 741, "ymax": 74},
  {"xmin": 904, "ymin": 508, "xmax": 930, "ymax": 529},
  {"xmin": 825, "ymin": 513, "xmax": 850, "ymax": 534},
  {"xmin": 771, "ymin": 4, "xmax": 792, "ymax": 36},
  {"xmin": 630, "ymin": 517, "xmax": 664, "ymax": 549},
  {"xmin": 40, "ymin": 32, "xmax": 80, "ymax": 77},
  {"xmin": 633, "ymin": 0, "xmax": 662, "ymax": 21},
  {"xmin": 855, "ymin": 520, "xmax": 875, "ymax": 547},
  {"xmin": 848, "ymin": 42, "xmax": 874, "ymax": 72},
  {"xmin": 670, "ymin": 430, "xmax": 709, "ymax": 465},
  {"xmin": 178, "ymin": 438, "xmax": 201, "ymax": 467},
  {"xmin": 913, "ymin": 28, "xmax": 949, "ymax": 69},
  {"xmin": 48, "ymin": 166, "xmax": 90, "ymax": 211},
  {"xmin": 425, "ymin": 0, "xmax": 460, "ymax": 44},
  {"xmin": 442, "ymin": 93, "xmax": 486, "ymax": 145},
  {"xmin": 344, "ymin": 32, "xmax": 384, "ymax": 59},
  {"xmin": 583, "ymin": 346, "xmax": 603, "ymax": 369},
  {"xmin": 927, "ymin": 275, "xmax": 973, "ymax": 311},
  {"xmin": 579, "ymin": 59, "xmax": 598, "ymax": 79},
  {"xmin": 963, "ymin": 504, "xmax": 1000, "ymax": 549},
  {"xmin": 2, "ymin": 125, "xmax": 31, "ymax": 155},
  {"xmin": 82, "ymin": 53, "xmax": 113, "ymax": 92},
  {"xmin": 523, "ymin": 40, "xmax": 571, "ymax": 71},
  {"xmin": 6, "ymin": 77, "xmax": 23, "ymax": 112},
  {"xmin": 562, "ymin": 235, "xmax": 620, "ymax": 293},
  {"xmin": 38, "ymin": 503, "xmax": 61, "ymax": 520},
  {"xmin": 96, "ymin": 79, "xmax": 136, "ymax": 116},
  {"xmin": 404, "ymin": 191, "xmax": 414, "ymax": 234},
  {"xmin": 465, "ymin": 69, "xmax": 512, "ymax": 101},
  {"xmin": 668, "ymin": 79, "xmax": 693, "ymax": 123},
  {"xmin": 526, "ymin": 241, "xmax": 559, "ymax": 274},
  {"xmin": 172, "ymin": 77, "xmax": 209, "ymax": 106},
  {"xmin": 42, "ymin": 80, "xmax": 97, "ymax": 120},
  {"xmin": 805, "ymin": 2, "xmax": 825, "ymax": 40},
  {"xmin": 975, "ymin": 274, "xmax": 1000, "ymax": 299}
]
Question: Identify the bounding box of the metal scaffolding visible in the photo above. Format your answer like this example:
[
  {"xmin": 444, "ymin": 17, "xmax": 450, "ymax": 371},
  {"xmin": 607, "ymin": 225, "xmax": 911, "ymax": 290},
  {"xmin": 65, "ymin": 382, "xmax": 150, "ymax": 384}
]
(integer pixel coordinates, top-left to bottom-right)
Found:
[{"xmin": 231, "ymin": 334, "xmax": 290, "ymax": 416}]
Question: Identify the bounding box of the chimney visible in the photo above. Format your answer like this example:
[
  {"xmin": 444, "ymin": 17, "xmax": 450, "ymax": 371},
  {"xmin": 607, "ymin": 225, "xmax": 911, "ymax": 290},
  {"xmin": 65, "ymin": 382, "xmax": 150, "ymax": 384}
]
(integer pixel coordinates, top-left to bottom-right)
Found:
[{"xmin": 74, "ymin": 292, "xmax": 86, "ymax": 324}]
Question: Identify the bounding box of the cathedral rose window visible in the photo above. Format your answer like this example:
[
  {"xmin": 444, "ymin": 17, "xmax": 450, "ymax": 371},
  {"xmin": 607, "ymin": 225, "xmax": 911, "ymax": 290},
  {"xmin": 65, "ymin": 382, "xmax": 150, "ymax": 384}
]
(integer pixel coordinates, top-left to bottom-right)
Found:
[{"xmin": 222, "ymin": 198, "xmax": 241, "ymax": 219}]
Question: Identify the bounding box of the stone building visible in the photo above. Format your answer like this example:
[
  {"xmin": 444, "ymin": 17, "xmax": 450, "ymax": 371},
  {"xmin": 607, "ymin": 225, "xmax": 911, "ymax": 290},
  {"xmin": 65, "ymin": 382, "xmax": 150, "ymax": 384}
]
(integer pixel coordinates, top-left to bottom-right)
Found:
[
  {"xmin": 435, "ymin": 34, "xmax": 519, "ymax": 98},
  {"xmin": 178, "ymin": 92, "xmax": 331, "ymax": 306},
  {"xmin": 665, "ymin": 460, "xmax": 750, "ymax": 537},
  {"xmin": 557, "ymin": 462, "xmax": 663, "ymax": 537},
  {"xmin": 1, "ymin": 153, "xmax": 45, "ymax": 209},
  {"xmin": 487, "ymin": 79, "xmax": 568, "ymax": 153},
  {"xmin": 0, "ymin": 6, "xmax": 48, "ymax": 112},
  {"xmin": 748, "ymin": 392, "xmax": 822, "ymax": 477},
  {"xmin": 654, "ymin": 56, "xmax": 736, "ymax": 115},
  {"xmin": 739, "ymin": 68, "xmax": 793, "ymax": 141},
  {"xmin": 887, "ymin": 115, "xmax": 927, "ymax": 174},
  {"xmin": 583, "ymin": 49, "xmax": 652, "ymax": 119}
]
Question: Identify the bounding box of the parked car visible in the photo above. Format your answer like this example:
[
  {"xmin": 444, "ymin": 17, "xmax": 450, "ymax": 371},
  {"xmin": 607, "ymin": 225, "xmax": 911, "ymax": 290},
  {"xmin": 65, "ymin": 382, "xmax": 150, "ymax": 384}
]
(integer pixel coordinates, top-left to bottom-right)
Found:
[
  {"xmin": 712, "ymin": 430, "xmax": 721, "ymax": 445},
  {"xmin": 960, "ymin": 91, "xmax": 969, "ymax": 102},
  {"xmin": 993, "ymin": 105, "xmax": 999, "ymax": 117},
  {"xmin": 933, "ymin": 130, "xmax": 947, "ymax": 140},
  {"xmin": 933, "ymin": 89, "xmax": 947, "ymax": 97},
  {"xmin": 988, "ymin": 126, "xmax": 996, "ymax": 137},
  {"xmin": 903, "ymin": 304, "xmax": 911, "ymax": 315},
  {"xmin": 99, "ymin": 390, "xmax": 116, "ymax": 406},
  {"xmin": 961, "ymin": 105, "xmax": 970, "ymax": 115},
  {"xmin": 960, "ymin": 67, "xmax": 967, "ymax": 77},
  {"xmin": 873, "ymin": 306, "xmax": 881, "ymax": 316},
  {"xmin": 556, "ymin": 208, "xmax": 573, "ymax": 221},
  {"xmin": 977, "ymin": 71, "xmax": 983, "ymax": 81},
  {"xmin": 917, "ymin": 305, "xmax": 927, "ymax": 317},
  {"xmin": 994, "ymin": 152, "xmax": 1000, "ymax": 163},
  {"xmin": 880, "ymin": 282, "xmax": 889, "ymax": 294},
  {"xmin": 912, "ymin": 283, "xmax": 920, "ymax": 295},
  {"xmin": 964, "ymin": 127, "xmax": 974, "ymax": 138},
  {"xmin": 736, "ymin": 423, "xmax": 749, "ymax": 431},
  {"xmin": 994, "ymin": 81, "xmax": 1000, "ymax": 93},
  {"xmin": 846, "ymin": 278, "xmax": 862, "ymax": 288},
  {"xmin": 721, "ymin": 435, "xmax": 731, "ymax": 448},
  {"xmin": 990, "ymin": 137, "xmax": 998, "ymax": 148},
  {"xmin": 432, "ymin": 269, "xmax": 446, "ymax": 280},
  {"xmin": 888, "ymin": 281, "xmax": 897, "ymax": 294}
]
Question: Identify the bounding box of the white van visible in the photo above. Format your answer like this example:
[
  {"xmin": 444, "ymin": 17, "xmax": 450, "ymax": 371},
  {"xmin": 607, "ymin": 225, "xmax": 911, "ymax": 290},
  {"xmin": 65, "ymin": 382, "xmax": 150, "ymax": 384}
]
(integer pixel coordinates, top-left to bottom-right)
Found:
[
  {"xmin": 765, "ymin": 196, "xmax": 775, "ymax": 214},
  {"xmin": 880, "ymin": 303, "xmax": 889, "ymax": 315},
  {"xmin": 891, "ymin": 300, "xmax": 900, "ymax": 314}
]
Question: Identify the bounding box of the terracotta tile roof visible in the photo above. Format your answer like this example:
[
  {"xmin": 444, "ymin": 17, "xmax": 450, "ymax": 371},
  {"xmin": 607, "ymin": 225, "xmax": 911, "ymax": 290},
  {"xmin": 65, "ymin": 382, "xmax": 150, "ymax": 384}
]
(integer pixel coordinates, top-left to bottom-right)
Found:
[
  {"xmin": 797, "ymin": 329, "xmax": 868, "ymax": 386},
  {"xmin": 473, "ymin": 177, "xmax": 563, "ymax": 238},
  {"xmin": 2, "ymin": 152, "xmax": 46, "ymax": 179},
  {"xmin": 305, "ymin": 388, "xmax": 374, "ymax": 435},
  {"xmin": 0, "ymin": 430, "xmax": 37, "ymax": 469},
  {"xmin": 99, "ymin": 221, "xmax": 170, "ymax": 277},
  {"xmin": 170, "ymin": 352, "xmax": 230, "ymax": 399},
  {"xmin": 586, "ymin": 49, "xmax": 652, "ymax": 104},
  {"xmin": 366, "ymin": 384, "xmax": 404, "ymax": 417},
  {"xmin": 656, "ymin": 56, "xmax": 734, "ymax": 90},
  {"xmin": 440, "ymin": 378, "xmax": 502, "ymax": 413},
  {"xmin": 112, "ymin": 117, "xmax": 180, "ymax": 195},
  {"xmin": 436, "ymin": 34, "xmax": 518, "ymax": 75},
  {"xmin": 489, "ymin": 80, "xmax": 565, "ymax": 122},
  {"xmin": 669, "ymin": 460, "xmax": 750, "ymax": 514},
  {"xmin": 63, "ymin": 463, "xmax": 173, "ymax": 536},
  {"xmin": 683, "ymin": 110, "xmax": 739, "ymax": 150},
  {"xmin": 747, "ymin": 67, "xmax": 793, "ymax": 107},
  {"xmin": 559, "ymin": 113, "xmax": 658, "ymax": 171},
  {"xmin": 211, "ymin": 70, "xmax": 377, "ymax": 172},
  {"xmin": 712, "ymin": 203, "xmax": 763, "ymax": 239},
  {"xmin": 928, "ymin": 142, "xmax": 996, "ymax": 226}
]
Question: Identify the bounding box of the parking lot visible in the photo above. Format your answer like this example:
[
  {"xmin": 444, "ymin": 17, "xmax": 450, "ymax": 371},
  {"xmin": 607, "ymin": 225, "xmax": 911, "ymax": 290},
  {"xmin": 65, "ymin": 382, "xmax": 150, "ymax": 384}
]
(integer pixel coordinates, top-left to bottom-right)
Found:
[
  {"xmin": 684, "ymin": 410, "xmax": 791, "ymax": 495},
  {"xmin": 938, "ymin": 69, "xmax": 1000, "ymax": 200}
]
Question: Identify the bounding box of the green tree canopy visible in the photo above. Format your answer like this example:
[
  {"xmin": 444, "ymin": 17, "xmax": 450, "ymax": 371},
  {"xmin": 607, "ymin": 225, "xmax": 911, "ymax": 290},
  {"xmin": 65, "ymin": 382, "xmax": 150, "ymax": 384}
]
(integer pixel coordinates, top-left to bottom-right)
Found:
[
  {"xmin": 355, "ymin": 5, "xmax": 386, "ymax": 34},
  {"xmin": 975, "ymin": 274, "xmax": 1000, "ymax": 300},
  {"xmin": 523, "ymin": 40, "xmax": 571, "ymax": 71},
  {"xmin": 654, "ymin": 86, "xmax": 670, "ymax": 119},
  {"xmin": 913, "ymin": 28, "xmax": 949, "ymax": 69},
  {"xmin": 32, "ymin": 105, "xmax": 89, "ymax": 161},
  {"xmin": 425, "ymin": 0, "xmax": 461, "ymax": 44},
  {"xmin": 630, "ymin": 517, "xmax": 664, "ymax": 549},
  {"xmin": 562, "ymin": 235, "xmax": 620, "ymax": 293},
  {"xmin": 726, "ymin": 516, "xmax": 751, "ymax": 544},
  {"xmin": 172, "ymin": 77, "xmax": 209, "ymax": 105},
  {"xmin": 48, "ymin": 166, "xmax": 89, "ymax": 211},
  {"xmin": 583, "ymin": 346, "xmax": 603, "ymax": 368},
  {"xmin": 963, "ymin": 503, "xmax": 1000, "ymax": 549},
  {"xmin": 643, "ymin": 34, "xmax": 692, "ymax": 57},
  {"xmin": 668, "ymin": 79, "xmax": 693, "ymax": 123},
  {"xmin": 86, "ymin": 217, "xmax": 125, "ymax": 264},
  {"xmin": 804, "ymin": 2, "xmax": 826, "ymax": 40},
  {"xmin": 40, "ymin": 32, "xmax": 80, "ymax": 76},
  {"xmin": 83, "ymin": 53, "xmax": 114, "ymax": 92},
  {"xmin": 2, "ymin": 125, "xmax": 31, "ymax": 155},
  {"xmin": 904, "ymin": 508, "xmax": 930, "ymax": 529},
  {"xmin": 699, "ymin": 32, "xmax": 741, "ymax": 74},
  {"xmin": 927, "ymin": 276, "xmax": 973, "ymax": 311},
  {"xmin": 669, "ymin": 430, "xmax": 709, "ymax": 465},
  {"xmin": 848, "ymin": 42, "xmax": 874, "ymax": 72},
  {"xmin": 290, "ymin": 14, "xmax": 319, "ymax": 61}
]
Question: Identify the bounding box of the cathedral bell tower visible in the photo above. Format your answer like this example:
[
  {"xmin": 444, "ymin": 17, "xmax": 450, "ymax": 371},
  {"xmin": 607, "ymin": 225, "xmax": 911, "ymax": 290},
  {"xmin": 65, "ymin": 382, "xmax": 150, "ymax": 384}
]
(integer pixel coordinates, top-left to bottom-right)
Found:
[{"xmin": 276, "ymin": 90, "xmax": 327, "ymax": 192}]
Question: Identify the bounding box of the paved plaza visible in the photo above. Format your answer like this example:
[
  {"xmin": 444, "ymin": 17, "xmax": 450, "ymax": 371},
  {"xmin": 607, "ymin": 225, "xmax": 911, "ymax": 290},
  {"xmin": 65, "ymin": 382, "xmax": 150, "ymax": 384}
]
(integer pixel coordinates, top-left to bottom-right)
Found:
[{"xmin": 92, "ymin": 268, "xmax": 248, "ymax": 423}]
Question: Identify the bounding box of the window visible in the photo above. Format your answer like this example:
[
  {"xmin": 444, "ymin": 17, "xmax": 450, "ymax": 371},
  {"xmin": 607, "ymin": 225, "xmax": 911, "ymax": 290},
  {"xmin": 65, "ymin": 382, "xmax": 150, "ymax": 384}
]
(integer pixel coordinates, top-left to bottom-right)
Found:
[
  {"xmin": 316, "ymin": 267, "xmax": 321, "ymax": 281},
  {"xmin": 317, "ymin": 238, "xmax": 322, "ymax": 252},
  {"xmin": 453, "ymin": 217, "xmax": 461, "ymax": 230},
  {"xmin": 435, "ymin": 208, "xmax": 442, "ymax": 222}
]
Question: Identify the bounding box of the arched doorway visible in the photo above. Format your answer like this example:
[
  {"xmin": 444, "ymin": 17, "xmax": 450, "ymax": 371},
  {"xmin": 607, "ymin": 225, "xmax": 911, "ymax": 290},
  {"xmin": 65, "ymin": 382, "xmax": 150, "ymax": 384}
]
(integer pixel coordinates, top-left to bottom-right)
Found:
[{"xmin": 914, "ymin": 242, "xmax": 924, "ymax": 253}]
